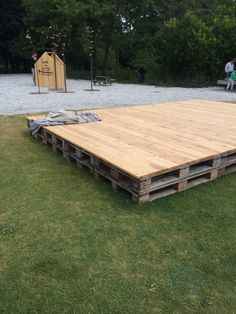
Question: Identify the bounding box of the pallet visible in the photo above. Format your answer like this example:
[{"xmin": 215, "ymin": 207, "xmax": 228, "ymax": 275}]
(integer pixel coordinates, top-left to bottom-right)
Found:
[{"xmin": 27, "ymin": 124, "xmax": 236, "ymax": 203}]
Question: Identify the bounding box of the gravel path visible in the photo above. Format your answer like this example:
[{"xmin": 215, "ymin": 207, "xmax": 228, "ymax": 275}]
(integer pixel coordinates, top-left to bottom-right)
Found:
[{"xmin": 1, "ymin": 74, "xmax": 236, "ymax": 115}]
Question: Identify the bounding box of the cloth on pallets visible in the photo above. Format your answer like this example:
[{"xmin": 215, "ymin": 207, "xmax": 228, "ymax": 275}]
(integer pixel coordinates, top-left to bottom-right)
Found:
[{"xmin": 29, "ymin": 110, "xmax": 101, "ymax": 135}]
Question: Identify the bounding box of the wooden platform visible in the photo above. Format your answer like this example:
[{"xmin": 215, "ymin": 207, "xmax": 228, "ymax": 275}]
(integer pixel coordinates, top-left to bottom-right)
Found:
[{"xmin": 27, "ymin": 100, "xmax": 236, "ymax": 203}]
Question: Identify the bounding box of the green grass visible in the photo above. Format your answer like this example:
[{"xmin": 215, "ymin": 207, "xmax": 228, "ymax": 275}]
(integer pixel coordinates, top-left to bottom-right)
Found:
[{"xmin": 0, "ymin": 115, "xmax": 235, "ymax": 314}]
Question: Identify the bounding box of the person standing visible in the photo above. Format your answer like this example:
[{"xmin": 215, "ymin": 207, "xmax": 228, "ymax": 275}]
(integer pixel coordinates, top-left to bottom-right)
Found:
[
  {"xmin": 225, "ymin": 58, "xmax": 235, "ymax": 78},
  {"xmin": 137, "ymin": 67, "xmax": 145, "ymax": 83},
  {"xmin": 226, "ymin": 70, "xmax": 236, "ymax": 91},
  {"xmin": 31, "ymin": 52, "xmax": 37, "ymax": 85}
]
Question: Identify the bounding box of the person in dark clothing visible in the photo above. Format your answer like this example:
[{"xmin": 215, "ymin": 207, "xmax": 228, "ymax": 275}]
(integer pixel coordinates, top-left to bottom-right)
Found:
[
  {"xmin": 31, "ymin": 52, "xmax": 37, "ymax": 85},
  {"xmin": 137, "ymin": 67, "xmax": 145, "ymax": 83}
]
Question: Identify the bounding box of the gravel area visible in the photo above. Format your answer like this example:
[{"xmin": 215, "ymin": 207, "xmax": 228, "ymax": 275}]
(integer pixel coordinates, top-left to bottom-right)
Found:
[{"xmin": 1, "ymin": 73, "xmax": 236, "ymax": 115}]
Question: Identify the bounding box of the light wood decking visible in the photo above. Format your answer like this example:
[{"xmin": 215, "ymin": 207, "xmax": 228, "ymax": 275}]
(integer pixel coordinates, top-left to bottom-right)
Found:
[{"xmin": 27, "ymin": 99, "xmax": 236, "ymax": 202}]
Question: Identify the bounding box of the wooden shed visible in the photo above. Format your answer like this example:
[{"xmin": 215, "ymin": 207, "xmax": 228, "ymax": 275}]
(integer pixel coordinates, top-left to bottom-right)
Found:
[{"xmin": 35, "ymin": 52, "xmax": 65, "ymax": 90}]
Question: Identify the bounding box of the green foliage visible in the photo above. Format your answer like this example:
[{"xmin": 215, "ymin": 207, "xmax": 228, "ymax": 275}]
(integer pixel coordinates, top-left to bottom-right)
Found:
[
  {"xmin": 109, "ymin": 66, "xmax": 135, "ymax": 82},
  {"xmin": 132, "ymin": 47, "xmax": 157, "ymax": 83},
  {"xmin": 156, "ymin": 12, "xmax": 217, "ymax": 80},
  {"xmin": 0, "ymin": 0, "xmax": 27, "ymax": 72},
  {"xmin": 211, "ymin": 4, "xmax": 236, "ymax": 64},
  {"xmin": 1, "ymin": 0, "xmax": 236, "ymax": 83}
]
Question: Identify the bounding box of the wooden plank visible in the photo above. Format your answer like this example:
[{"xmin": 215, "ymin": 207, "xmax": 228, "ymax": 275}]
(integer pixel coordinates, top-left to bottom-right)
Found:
[{"xmin": 27, "ymin": 99, "xmax": 236, "ymax": 179}]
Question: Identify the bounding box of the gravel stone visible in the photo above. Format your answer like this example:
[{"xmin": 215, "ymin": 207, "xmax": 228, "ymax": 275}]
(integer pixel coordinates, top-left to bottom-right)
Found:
[{"xmin": 1, "ymin": 74, "xmax": 236, "ymax": 115}]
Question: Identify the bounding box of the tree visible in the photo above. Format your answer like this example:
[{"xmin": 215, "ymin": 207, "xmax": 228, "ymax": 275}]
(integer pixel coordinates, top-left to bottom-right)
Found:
[
  {"xmin": 155, "ymin": 12, "xmax": 216, "ymax": 80},
  {"xmin": 0, "ymin": 0, "xmax": 26, "ymax": 72},
  {"xmin": 211, "ymin": 4, "xmax": 236, "ymax": 69},
  {"xmin": 1, "ymin": 0, "xmax": 235, "ymax": 83}
]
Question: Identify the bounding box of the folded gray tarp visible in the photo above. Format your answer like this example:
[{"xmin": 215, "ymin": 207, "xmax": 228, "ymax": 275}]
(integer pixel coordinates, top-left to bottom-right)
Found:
[{"xmin": 29, "ymin": 110, "xmax": 101, "ymax": 135}]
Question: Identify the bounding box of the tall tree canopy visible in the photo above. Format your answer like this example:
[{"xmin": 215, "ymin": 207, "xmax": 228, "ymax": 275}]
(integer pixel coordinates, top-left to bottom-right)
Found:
[
  {"xmin": 0, "ymin": 0, "xmax": 236, "ymax": 84},
  {"xmin": 0, "ymin": 0, "xmax": 26, "ymax": 72}
]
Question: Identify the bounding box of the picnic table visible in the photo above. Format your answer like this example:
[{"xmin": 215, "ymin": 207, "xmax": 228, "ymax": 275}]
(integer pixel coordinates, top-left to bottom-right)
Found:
[{"xmin": 93, "ymin": 76, "xmax": 116, "ymax": 86}]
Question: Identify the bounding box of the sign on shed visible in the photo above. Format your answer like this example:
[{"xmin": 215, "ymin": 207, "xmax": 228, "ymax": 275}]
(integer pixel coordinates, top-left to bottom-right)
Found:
[{"xmin": 35, "ymin": 52, "xmax": 65, "ymax": 90}]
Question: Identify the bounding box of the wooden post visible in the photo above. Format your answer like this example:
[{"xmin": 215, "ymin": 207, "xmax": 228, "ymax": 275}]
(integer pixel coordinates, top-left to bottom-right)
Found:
[
  {"xmin": 62, "ymin": 53, "xmax": 67, "ymax": 93},
  {"xmin": 53, "ymin": 51, "xmax": 57, "ymax": 90},
  {"xmin": 90, "ymin": 54, "xmax": 93, "ymax": 91},
  {"xmin": 35, "ymin": 62, "xmax": 41, "ymax": 94}
]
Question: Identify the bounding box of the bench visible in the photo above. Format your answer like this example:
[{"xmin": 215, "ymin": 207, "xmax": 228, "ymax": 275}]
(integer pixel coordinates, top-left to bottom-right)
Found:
[
  {"xmin": 217, "ymin": 78, "xmax": 236, "ymax": 90},
  {"xmin": 217, "ymin": 78, "xmax": 228, "ymax": 86},
  {"xmin": 93, "ymin": 76, "xmax": 116, "ymax": 86}
]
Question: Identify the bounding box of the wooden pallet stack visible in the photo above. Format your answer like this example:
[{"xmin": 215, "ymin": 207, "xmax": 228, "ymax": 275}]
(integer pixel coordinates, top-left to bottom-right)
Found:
[{"xmin": 27, "ymin": 124, "xmax": 236, "ymax": 203}]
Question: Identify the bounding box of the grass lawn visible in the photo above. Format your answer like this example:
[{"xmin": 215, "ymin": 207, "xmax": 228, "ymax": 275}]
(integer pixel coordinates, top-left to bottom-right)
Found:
[{"xmin": 0, "ymin": 115, "xmax": 235, "ymax": 314}]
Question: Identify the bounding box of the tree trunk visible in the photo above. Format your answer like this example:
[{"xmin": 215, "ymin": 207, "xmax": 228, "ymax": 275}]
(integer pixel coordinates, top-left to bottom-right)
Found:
[{"xmin": 102, "ymin": 17, "xmax": 114, "ymax": 75}]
